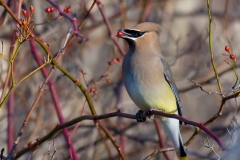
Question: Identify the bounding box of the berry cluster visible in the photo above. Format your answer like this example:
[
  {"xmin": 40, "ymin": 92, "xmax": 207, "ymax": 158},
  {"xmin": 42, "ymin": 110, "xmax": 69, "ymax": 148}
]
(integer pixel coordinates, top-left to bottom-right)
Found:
[
  {"xmin": 45, "ymin": 7, "xmax": 55, "ymax": 13},
  {"xmin": 225, "ymin": 46, "xmax": 236, "ymax": 61},
  {"xmin": 21, "ymin": 6, "xmax": 34, "ymax": 26}
]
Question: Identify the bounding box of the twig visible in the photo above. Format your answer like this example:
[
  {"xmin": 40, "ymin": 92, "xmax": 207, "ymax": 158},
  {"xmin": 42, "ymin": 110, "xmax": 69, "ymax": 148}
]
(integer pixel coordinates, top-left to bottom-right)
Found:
[
  {"xmin": 7, "ymin": 17, "xmax": 18, "ymax": 154},
  {"xmin": 139, "ymin": 0, "xmax": 154, "ymax": 23},
  {"xmin": 97, "ymin": 121, "xmax": 126, "ymax": 160},
  {"xmin": 15, "ymin": 111, "xmax": 134, "ymax": 159},
  {"xmin": 227, "ymin": 118, "xmax": 240, "ymax": 148},
  {"xmin": 48, "ymin": 140, "xmax": 57, "ymax": 160},
  {"xmin": 96, "ymin": 0, "xmax": 125, "ymax": 56},
  {"xmin": 189, "ymin": 79, "xmax": 240, "ymax": 95},
  {"xmin": 26, "ymin": 147, "xmax": 38, "ymax": 160},
  {"xmin": 143, "ymin": 147, "xmax": 175, "ymax": 160},
  {"xmin": 206, "ymin": 0, "xmax": 223, "ymax": 95},
  {"xmin": 200, "ymin": 137, "xmax": 221, "ymax": 159},
  {"xmin": 223, "ymin": 0, "xmax": 231, "ymax": 50},
  {"xmin": 8, "ymin": 25, "xmax": 77, "ymax": 160},
  {"xmin": 66, "ymin": 0, "xmax": 97, "ymax": 48},
  {"xmin": 98, "ymin": 126, "xmax": 113, "ymax": 159},
  {"xmin": 30, "ymin": 38, "xmax": 78, "ymax": 160},
  {"xmin": 46, "ymin": 0, "xmax": 86, "ymax": 40}
]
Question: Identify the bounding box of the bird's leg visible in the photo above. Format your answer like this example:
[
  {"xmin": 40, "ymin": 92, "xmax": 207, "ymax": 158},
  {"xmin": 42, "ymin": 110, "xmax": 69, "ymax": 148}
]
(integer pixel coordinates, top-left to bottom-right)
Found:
[{"xmin": 136, "ymin": 110, "xmax": 146, "ymax": 122}]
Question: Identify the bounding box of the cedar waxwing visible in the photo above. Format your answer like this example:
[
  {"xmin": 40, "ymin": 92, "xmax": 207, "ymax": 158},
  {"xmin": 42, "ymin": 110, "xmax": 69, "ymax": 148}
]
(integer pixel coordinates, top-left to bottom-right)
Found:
[{"xmin": 117, "ymin": 22, "xmax": 187, "ymax": 160}]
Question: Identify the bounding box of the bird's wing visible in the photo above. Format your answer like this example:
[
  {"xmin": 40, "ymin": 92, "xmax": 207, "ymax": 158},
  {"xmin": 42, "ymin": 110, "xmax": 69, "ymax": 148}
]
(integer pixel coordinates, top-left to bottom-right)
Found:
[{"xmin": 160, "ymin": 58, "xmax": 183, "ymax": 118}]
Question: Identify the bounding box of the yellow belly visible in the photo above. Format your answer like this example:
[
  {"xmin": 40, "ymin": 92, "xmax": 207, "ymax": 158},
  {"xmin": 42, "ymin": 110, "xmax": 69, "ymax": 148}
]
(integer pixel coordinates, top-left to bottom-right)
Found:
[
  {"xmin": 125, "ymin": 77, "xmax": 177, "ymax": 114},
  {"xmin": 143, "ymin": 84, "xmax": 177, "ymax": 113}
]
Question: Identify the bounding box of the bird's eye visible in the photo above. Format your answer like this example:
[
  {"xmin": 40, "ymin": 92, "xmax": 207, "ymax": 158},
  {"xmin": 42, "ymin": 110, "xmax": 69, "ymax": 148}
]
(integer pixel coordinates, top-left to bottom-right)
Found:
[
  {"xmin": 123, "ymin": 29, "xmax": 146, "ymax": 38},
  {"xmin": 134, "ymin": 31, "xmax": 145, "ymax": 37},
  {"xmin": 137, "ymin": 32, "xmax": 144, "ymax": 36}
]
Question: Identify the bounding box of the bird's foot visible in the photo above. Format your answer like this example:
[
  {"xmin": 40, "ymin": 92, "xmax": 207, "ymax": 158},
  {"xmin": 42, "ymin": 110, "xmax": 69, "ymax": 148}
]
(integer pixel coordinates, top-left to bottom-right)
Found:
[
  {"xmin": 146, "ymin": 109, "xmax": 155, "ymax": 120},
  {"xmin": 136, "ymin": 110, "xmax": 146, "ymax": 122}
]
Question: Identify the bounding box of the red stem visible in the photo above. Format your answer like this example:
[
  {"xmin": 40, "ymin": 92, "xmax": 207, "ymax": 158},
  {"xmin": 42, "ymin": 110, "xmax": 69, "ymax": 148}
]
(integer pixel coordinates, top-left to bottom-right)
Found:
[
  {"xmin": 29, "ymin": 39, "xmax": 78, "ymax": 160},
  {"xmin": 154, "ymin": 120, "xmax": 172, "ymax": 160},
  {"xmin": 140, "ymin": 0, "xmax": 154, "ymax": 22},
  {"xmin": 96, "ymin": 0, "xmax": 125, "ymax": 56}
]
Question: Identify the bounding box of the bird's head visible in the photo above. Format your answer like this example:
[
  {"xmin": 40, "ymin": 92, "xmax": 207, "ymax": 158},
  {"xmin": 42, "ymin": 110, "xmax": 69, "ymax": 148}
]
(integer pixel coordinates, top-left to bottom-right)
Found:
[{"xmin": 117, "ymin": 22, "xmax": 161, "ymax": 45}]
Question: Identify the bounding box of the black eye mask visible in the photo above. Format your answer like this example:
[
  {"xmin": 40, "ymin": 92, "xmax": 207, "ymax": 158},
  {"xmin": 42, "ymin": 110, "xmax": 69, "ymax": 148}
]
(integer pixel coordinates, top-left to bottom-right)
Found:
[{"xmin": 123, "ymin": 29, "xmax": 146, "ymax": 38}]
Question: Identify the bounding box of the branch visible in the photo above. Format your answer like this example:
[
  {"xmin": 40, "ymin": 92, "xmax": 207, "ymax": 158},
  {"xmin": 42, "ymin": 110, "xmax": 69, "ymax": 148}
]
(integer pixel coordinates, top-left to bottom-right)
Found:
[
  {"xmin": 96, "ymin": 0, "xmax": 125, "ymax": 56},
  {"xmin": 154, "ymin": 120, "xmax": 172, "ymax": 160},
  {"xmin": 16, "ymin": 109, "xmax": 229, "ymax": 159},
  {"xmin": 143, "ymin": 147, "xmax": 175, "ymax": 160},
  {"xmin": 146, "ymin": 110, "xmax": 227, "ymax": 150},
  {"xmin": 206, "ymin": 0, "xmax": 223, "ymax": 95},
  {"xmin": 97, "ymin": 121, "xmax": 126, "ymax": 160},
  {"xmin": 29, "ymin": 39, "xmax": 78, "ymax": 160},
  {"xmin": 189, "ymin": 79, "xmax": 240, "ymax": 95},
  {"xmin": 15, "ymin": 111, "xmax": 135, "ymax": 159},
  {"xmin": 46, "ymin": 0, "xmax": 86, "ymax": 40}
]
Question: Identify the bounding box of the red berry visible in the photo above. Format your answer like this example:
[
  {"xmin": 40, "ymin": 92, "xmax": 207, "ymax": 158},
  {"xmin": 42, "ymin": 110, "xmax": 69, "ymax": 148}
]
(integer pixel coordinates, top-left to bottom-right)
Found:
[
  {"xmin": 28, "ymin": 142, "xmax": 34, "ymax": 147},
  {"xmin": 117, "ymin": 31, "xmax": 123, "ymax": 37},
  {"xmin": 230, "ymin": 54, "xmax": 236, "ymax": 60},
  {"xmin": 22, "ymin": 9, "xmax": 27, "ymax": 16},
  {"xmin": 30, "ymin": 6, "xmax": 34, "ymax": 13},
  {"xmin": 50, "ymin": 7, "xmax": 54, "ymax": 12},
  {"xmin": 22, "ymin": 20, "xmax": 27, "ymax": 26},
  {"xmin": 106, "ymin": 78, "xmax": 111, "ymax": 83},
  {"xmin": 90, "ymin": 88, "xmax": 97, "ymax": 94},
  {"xmin": 116, "ymin": 58, "xmax": 123, "ymax": 62},
  {"xmin": 225, "ymin": 46, "xmax": 230, "ymax": 52},
  {"xmin": 45, "ymin": 7, "xmax": 51, "ymax": 13},
  {"xmin": 65, "ymin": 7, "xmax": 71, "ymax": 13}
]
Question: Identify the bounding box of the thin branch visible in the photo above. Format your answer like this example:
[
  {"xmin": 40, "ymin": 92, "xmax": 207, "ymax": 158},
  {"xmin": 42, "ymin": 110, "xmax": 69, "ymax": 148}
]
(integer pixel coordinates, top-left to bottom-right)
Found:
[
  {"xmin": 46, "ymin": 0, "xmax": 86, "ymax": 40},
  {"xmin": 97, "ymin": 121, "xmax": 126, "ymax": 160},
  {"xmin": 96, "ymin": 0, "xmax": 125, "ymax": 56},
  {"xmin": 154, "ymin": 120, "xmax": 172, "ymax": 160},
  {"xmin": 15, "ymin": 111, "xmax": 135, "ymax": 159},
  {"xmin": 66, "ymin": 0, "xmax": 97, "ymax": 48},
  {"xmin": 207, "ymin": 0, "xmax": 223, "ymax": 95},
  {"xmin": 30, "ymin": 38, "xmax": 78, "ymax": 160},
  {"xmin": 143, "ymin": 147, "xmax": 175, "ymax": 160},
  {"xmin": 200, "ymin": 137, "xmax": 221, "ymax": 159},
  {"xmin": 8, "ymin": 25, "xmax": 78, "ymax": 159},
  {"xmin": 189, "ymin": 79, "xmax": 240, "ymax": 95}
]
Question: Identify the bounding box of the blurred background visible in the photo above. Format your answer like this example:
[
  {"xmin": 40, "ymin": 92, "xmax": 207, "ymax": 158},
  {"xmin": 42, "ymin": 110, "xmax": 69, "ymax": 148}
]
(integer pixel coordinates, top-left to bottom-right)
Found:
[{"xmin": 0, "ymin": 0, "xmax": 240, "ymax": 159}]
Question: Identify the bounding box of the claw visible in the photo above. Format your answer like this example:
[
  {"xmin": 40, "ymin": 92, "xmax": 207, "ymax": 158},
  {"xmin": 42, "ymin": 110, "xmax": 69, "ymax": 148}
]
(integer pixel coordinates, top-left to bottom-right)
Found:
[
  {"xmin": 136, "ymin": 110, "xmax": 146, "ymax": 122},
  {"xmin": 146, "ymin": 109, "xmax": 154, "ymax": 120}
]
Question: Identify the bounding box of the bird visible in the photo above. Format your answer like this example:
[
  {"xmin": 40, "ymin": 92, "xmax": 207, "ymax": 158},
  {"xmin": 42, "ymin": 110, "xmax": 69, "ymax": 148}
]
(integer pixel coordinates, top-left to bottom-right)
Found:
[{"xmin": 117, "ymin": 22, "xmax": 187, "ymax": 160}]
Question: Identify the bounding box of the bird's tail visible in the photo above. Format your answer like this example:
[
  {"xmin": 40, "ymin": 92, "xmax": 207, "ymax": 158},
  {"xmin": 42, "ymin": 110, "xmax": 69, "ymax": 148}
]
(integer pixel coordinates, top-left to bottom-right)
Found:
[{"xmin": 160, "ymin": 116, "xmax": 187, "ymax": 160}]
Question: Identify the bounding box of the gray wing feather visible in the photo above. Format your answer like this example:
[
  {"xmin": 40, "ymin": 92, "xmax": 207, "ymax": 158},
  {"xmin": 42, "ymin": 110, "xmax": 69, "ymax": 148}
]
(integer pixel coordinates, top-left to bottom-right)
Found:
[{"xmin": 160, "ymin": 58, "xmax": 183, "ymax": 119}]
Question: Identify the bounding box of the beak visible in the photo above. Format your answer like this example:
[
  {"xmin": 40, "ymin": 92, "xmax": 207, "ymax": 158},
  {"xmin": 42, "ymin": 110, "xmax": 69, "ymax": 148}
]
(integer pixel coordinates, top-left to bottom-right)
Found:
[{"xmin": 116, "ymin": 29, "xmax": 131, "ymax": 38}]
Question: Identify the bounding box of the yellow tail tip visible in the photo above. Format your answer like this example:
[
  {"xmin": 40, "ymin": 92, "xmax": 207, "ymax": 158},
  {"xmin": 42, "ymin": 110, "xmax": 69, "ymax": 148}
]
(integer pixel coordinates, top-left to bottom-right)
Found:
[{"xmin": 180, "ymin": 156, "xmax": 188, "ymax": 160}]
